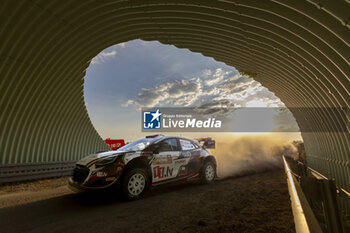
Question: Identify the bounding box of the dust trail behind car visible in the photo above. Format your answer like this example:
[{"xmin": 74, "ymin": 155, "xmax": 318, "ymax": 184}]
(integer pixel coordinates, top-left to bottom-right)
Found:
[{"xmin": 212, "ymin": 135, "xmax": 297, "ymax": 178}]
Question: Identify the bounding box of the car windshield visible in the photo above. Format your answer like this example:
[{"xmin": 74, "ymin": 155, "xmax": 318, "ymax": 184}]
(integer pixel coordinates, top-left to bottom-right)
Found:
[{"xmin": 117, "ymin": 138, "xmax": 156, "ymax": 152}]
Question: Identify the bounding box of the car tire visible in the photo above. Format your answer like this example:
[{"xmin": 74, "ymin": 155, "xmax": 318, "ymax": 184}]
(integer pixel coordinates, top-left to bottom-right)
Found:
[
  {"xmin": 121, "ymin": 168, "xmax": 148, "ymax": 200},
  {"xmin": 200, "ymin": 161, "xmax": 216, "ymax": 184}
]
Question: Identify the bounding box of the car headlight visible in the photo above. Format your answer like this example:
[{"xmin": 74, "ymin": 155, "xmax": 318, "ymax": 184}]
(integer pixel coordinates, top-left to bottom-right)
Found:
[{"xmin": 95, "ymin": 154, "xmax": 123, "ymax": 168}]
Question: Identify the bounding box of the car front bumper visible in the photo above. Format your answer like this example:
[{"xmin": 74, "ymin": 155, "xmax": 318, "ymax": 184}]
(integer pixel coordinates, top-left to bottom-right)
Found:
[
  {"xmin": 68, "ymin": 177, "xmax": 120, "ymax": 192},
  {"xmin": 68, "ymin": 178, "xmax": 89, "ymax": 192}
]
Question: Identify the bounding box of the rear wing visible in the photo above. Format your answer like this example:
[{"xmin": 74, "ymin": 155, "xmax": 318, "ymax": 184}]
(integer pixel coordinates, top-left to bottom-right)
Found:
[{"xmin": 195, "ymin": 137, "xmax": 216, "ymax": 149}]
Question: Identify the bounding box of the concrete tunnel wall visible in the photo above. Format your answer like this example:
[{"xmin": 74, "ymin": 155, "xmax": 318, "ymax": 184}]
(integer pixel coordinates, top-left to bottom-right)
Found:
[{"xmin": 0, "ymin": 0, "xmax": 349, "ymax": 190}]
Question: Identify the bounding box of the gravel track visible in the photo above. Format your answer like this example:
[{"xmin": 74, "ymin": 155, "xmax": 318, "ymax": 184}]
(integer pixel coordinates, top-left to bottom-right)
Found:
[{"xmin": 0, "ymin": 170, "xmax": 295, "ymax": 233}]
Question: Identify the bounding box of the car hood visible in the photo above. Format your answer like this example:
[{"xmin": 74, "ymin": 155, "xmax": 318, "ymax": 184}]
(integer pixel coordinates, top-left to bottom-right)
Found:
[{"xmin": 77, "ymin": 151, "xmax": 124, "ymax": 166}]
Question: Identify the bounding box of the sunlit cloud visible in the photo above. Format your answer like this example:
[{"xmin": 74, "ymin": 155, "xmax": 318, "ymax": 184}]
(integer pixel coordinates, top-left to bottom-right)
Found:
[
  {"xmin": 122, "ymin": 67, "xmax": 298, "ymax": 132},
  {"xmin": 122, "ymin": 79, "xmax": 200, "ymax": 108},
  {"xmin": 123, "ymin": 68, "xmax": 285, "ymax": 110}
]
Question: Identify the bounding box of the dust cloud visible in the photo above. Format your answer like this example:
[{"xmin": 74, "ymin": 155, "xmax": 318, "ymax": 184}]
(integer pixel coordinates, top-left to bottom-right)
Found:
[{"xmin": 211, "ymin": 135, "xmax": 297, "ymax": 178}]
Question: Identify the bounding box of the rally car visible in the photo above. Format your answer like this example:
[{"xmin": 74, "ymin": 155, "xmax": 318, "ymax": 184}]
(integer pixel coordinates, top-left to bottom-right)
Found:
[{"xmin": 68, "ymin": 135, "xmax": 216, "ymax": 200}]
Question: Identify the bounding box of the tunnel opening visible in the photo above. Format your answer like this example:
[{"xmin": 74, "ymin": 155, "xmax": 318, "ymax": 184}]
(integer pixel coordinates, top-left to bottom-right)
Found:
[
  {"xmin": 83, "ymin": 39, "xmax": 303, "ymax": 178},
  {"xmin": 0, "ymin": 1, "xmax": 349, "ymax": 232}
]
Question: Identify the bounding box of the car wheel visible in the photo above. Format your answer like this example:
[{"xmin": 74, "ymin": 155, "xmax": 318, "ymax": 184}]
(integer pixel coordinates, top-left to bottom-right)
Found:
[
  {"xmin": 121, "ymin": 168, "xmax": 148, "ymax": 200},
  {"xmin": 200, "ymin": 161, "xmax": 216, "ymax": 184}
]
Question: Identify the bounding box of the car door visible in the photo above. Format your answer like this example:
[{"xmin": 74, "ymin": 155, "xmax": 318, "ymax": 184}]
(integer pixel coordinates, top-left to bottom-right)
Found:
[
  {"xmin": 151, "ymin": 138, "xmax": 181, "ymax": 183},
  {"xmin": 177, "ymin": 138, "xmax": 201, "ymax": 176}
]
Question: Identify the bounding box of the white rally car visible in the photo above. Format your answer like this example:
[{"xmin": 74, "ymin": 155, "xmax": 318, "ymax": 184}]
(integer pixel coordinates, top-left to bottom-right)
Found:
[{"xmin": 68, "ymin": 135, "xmax": 216, "ymax": 200}]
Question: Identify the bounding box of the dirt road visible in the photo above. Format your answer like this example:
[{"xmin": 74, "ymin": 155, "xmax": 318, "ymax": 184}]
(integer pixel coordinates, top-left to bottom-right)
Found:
[{"xmin": 0, "ymin": 170, "xmax": 294, "ymax": 233}]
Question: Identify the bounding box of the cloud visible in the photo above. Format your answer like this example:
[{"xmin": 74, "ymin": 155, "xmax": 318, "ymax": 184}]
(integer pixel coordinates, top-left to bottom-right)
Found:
[
  {"xmin": 123, "ymin": 67, "xmax": 285, "ymax": 113},
  {"xmin": 272, "ymin": 109, "xmax": 300, "ymax": 132},
  {"xmin": 91, "ymin": 50, "xmax": 117, "ymax": 64},
  {"xmin": 167, "ymin": 80, "xmax": 199, "ymax": 97},
  {"xmin": 90, "ymin": 43, "xmax": 126, "ymax": 64},
  {"xmin": 117, "ymin": 42, "xmax": 126, "ymax": 48},
  {"xmin": 123, "ymin": 79, "xmax": 200, "ymax": 108},
  {"xmin": 122, "ymin": 66, "xmax": 298, "ymax": 133},
  {"xmin": 195, "ymin": 100, "xmax": 236, "ymax": 116},
  {"xmin": 205, "ymin": 68, "xmax": 226, "ymax": 86}
]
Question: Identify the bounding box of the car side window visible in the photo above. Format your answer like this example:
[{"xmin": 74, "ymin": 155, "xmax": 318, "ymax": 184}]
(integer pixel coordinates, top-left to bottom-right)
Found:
[
  {"xmin": 158, "ymin": 139, "xmax": 178, "ymax": 152},
  {"xmin": 179, "ymin": 139, "xmax": 196, "ymax": 151},
  {"xmin": 168, "ymin": 139, "xmax": 181, "ymax": 151}
]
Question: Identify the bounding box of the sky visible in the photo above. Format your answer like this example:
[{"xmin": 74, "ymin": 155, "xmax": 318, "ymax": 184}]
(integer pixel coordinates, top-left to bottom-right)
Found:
[{"xmin": 84, "ymin": 40, "xmax": 302, "ymax": 142}]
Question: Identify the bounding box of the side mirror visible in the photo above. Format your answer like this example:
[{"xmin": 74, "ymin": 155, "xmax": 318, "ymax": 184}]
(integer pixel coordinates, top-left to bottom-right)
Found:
[
  {"xmin": 152, "ymin": 144, "xmax": 160, "ymax": 154},
  {"xmin": 204, "ymin": 140, "xmax": 215, "ymax": 149}
]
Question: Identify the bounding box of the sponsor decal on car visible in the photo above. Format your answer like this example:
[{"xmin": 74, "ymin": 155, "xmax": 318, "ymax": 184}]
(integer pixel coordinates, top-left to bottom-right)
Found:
[
  {"xmin": 153, "ymin": 154, "xmax": 172, "ymax": 165},
  {"xmin": 174, "ymin": 159, "xmax": 187, "ymax": 164},
  {"xmin": 153, "ymin": 166, "xmax": 174, "ymax": 179}
]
